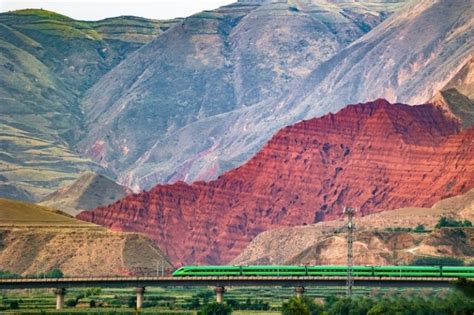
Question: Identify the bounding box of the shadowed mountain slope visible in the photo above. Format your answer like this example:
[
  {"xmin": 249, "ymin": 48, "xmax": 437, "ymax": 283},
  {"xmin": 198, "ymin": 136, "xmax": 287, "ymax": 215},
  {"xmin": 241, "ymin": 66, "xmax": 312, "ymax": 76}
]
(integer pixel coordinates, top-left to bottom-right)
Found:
[
  {"xmin": 432, "ymin": 89, "xmax": 474, "ymax": 129},
  {"xmin": 0, "ymin": 9, "xmax": 180, "ymax": 200},
  {"xmin": 79, "ymin": 100, "xmax": 474, "ymax": 265},
  {"xmin": 39, "ymin": 171, "xmax": 131, "ymax": 216}
]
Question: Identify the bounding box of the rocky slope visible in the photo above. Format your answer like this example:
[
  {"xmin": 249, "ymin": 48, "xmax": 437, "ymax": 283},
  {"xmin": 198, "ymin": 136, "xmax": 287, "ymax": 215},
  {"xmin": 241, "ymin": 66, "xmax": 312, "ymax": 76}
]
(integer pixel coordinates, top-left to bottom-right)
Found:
[
  {"xmin": 232, "ymin": 189, "xmax": 474, "ymax": 266},
  {"xmin": 431, "ymin": 89, "xmax": 474, "ymax": 129},
  {"xmin": 78, "ymin": 100, "xmax": 474, "ymax": 266},
  {"xmin": 77, "ymin": 0, "xmax": 406, "ymax": 190},
  {"xmin": 0, "ymin": 9, "xmax": 180, "ymax": 201},
  {"xmin": 78, "ymin": 0, "xmax": 472, "ymax": 192},
  {"xmin": 431, "ymin": 57, "xmax": 474, "ymax": 128},
  {"xmin": 0, "ymin": 198, "xmax": 172, "ymax": 276},
  {"xmin": 442, "ymin": 57, "xmax": 474, "ymax": 101},
  {"xmin": 39, "ymin": 171, "xmax": 131, "ymax": 216}
]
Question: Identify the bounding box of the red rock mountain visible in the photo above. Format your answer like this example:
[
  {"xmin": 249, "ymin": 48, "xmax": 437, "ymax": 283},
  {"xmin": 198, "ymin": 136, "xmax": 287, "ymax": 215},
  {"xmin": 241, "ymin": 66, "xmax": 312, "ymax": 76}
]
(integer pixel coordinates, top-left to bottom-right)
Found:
[{"xmin": 78, "ymin": 100, "xmax": 474, "ymax": 265}]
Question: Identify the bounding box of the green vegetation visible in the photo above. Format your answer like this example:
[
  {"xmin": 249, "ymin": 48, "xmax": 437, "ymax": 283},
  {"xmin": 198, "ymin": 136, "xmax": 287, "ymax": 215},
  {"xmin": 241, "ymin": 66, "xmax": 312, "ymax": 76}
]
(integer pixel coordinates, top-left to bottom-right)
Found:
[
  {"xmin": 414, "ymin": 224, "xmax": 426, "ymax": 233},
  {"xmin": 383, "ymin": 217, "xmax": 474, "ymax": 234},
  {"xmin": 226, "ymin": 298, "xmax": 269, "ymax": 311},
  {"xmin": 384, "ymin": 227, "xmax": 412, "ymax": 233},
  {"xmin": 0, "ymin": 286, "xmax": 472, "ymax": 313},
  {"xmin": 0, "ymin": 270, "xmax": 20, "ymax": 278},
  {"xmin": 409, "ymin": 256, "xmax": 465, "ymax": 266},
  {"xmin": 0, "ymin": 267, "xmax": 64, "ymax": 279},
  {"xmin": 435, "ymin": 216, "xmax": 472, "ymax": 229},
  {"xmin": 45, "ymin": 267, "xmax": 64, "ymax": 278},
  {"xmin": 198, "ymin": 302, "xmax": 232, "ymax": 315},
  {"xmin": 456, "ymin": 278, "xmax": 474, "ymax": 298},
  {"xmin": 280, "ymin": 293, "xmax": 474, "ymax": 315},
  {"xmin": 384, "ymin": 225, "xmax": 430, "ymax": 233},
  {"xmin": 282, "ymin": 297, "xmax": 322, "ymax": 315},
  {"xmin": 0, "ymin": 9, "xmax": 174, "ymax": 201},
  {"xmin": 65, "ymin": 299, "xmax": 78, "ymax": 307},
  {"xmin": 9, "ymin": 300, "xmax": 20, "ymax": 310}
]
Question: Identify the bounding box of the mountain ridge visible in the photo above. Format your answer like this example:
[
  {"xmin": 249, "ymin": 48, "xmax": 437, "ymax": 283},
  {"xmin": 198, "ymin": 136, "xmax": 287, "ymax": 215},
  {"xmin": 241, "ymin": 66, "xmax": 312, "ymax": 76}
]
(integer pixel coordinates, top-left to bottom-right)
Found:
[
  {"xmin": 103, "ymin": 0, "xmax": 472, "ymax": 191},
  {"xmin": 0, "ymin": 9, "xmax": 181, "ymax": 200},
  {"xmin": 0, "ymin": 198, "xmax": 173, "ymax": 276},
  {"xmin": 76, "ymin": 0, "xmax": 408, "ymax": 190},
  {"xmin": 39, "ymin": 171, "xmax": 131, "ymax": 216},
  {"xmin": 78, "ymin": 100, "xmax": 474, "ymax": 265}
]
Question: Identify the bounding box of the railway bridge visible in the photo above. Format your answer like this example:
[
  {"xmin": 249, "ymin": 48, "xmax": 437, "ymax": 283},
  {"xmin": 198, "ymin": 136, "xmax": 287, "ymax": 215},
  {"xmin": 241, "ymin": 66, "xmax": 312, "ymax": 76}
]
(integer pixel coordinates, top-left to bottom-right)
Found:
[{"xmin": 0, "ymin": 276, "xmax": 459, "ymax": 310}]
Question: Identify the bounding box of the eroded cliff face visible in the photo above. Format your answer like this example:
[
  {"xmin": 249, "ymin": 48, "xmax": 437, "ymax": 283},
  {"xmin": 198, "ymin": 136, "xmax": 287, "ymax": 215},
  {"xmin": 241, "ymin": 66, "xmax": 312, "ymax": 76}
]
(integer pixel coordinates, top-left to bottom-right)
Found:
[{"xmin": 78, "ymin": 100, "xmax": 474, "ymax": 265}]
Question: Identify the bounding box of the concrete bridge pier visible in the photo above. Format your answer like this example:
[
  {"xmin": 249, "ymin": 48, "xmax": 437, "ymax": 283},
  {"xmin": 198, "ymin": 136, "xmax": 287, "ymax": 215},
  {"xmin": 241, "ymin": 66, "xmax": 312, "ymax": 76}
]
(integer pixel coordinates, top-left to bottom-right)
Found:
[
  {"xmin": 295, "ymin": 286, "xmax": 305, "ymax": 299},
  {"xmin": 54, "ymin": 288, "xmax": 66, "ymax": 310},
  {"xmin": 136, "ymin": 287, "xmax": 145, "ymax": 309},
  {"xmin": 215, "ymin": 286, "xmax": 225, "ymax": 304}
]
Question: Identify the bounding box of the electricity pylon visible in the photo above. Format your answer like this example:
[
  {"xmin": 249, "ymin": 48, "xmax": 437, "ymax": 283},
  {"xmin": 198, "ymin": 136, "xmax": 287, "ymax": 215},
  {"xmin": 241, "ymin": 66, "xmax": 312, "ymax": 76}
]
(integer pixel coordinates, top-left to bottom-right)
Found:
[{"xmin": 344, "ymin": 206, "xmax": 356, "ymax": 298}]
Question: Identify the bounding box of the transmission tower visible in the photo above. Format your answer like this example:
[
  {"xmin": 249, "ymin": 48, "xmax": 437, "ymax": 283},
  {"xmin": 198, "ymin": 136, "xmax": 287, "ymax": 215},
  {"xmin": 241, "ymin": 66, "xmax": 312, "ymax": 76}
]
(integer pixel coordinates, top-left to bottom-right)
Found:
[{"xmin": 344, "ymin": 206, "xmax": 355, "ymax": 298}]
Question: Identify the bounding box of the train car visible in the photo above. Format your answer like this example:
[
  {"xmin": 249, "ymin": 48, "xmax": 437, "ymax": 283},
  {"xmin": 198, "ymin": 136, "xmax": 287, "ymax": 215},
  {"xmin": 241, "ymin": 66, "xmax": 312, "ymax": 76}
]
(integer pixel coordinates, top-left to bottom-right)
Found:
[
  {"xmin": 306, "ymin": 266, "xmax": 373, "ymax": 277},
  {"xmin": 373, "ymin": 266, "xmax": 441, "ymax": 277},
  {"xmin": 240, "ymin": 265, "xmax": 306, "ymax": 276},
  {"xmin": 441, "ymin": 266, "xmax": 474, "ymax": 278}
]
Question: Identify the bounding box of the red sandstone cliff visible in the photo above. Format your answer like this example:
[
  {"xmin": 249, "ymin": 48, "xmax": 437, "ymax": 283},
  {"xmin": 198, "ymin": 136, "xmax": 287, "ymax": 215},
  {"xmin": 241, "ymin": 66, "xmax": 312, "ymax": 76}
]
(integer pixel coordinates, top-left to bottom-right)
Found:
[{"xmin": 78, "ymin": 99, "xmax": 474, "ymax": 265}]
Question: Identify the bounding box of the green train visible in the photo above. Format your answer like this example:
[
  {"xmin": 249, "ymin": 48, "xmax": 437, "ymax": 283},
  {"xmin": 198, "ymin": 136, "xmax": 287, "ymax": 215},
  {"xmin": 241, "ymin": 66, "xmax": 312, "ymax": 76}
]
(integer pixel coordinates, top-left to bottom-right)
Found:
[{"xmin": 172, "ymin": 265, "xmax": 474, "ymax": 278}]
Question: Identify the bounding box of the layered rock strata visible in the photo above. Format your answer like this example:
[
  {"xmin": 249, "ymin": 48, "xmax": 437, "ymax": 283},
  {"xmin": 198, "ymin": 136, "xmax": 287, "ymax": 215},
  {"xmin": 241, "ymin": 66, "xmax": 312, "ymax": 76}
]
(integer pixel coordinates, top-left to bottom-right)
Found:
[{"xmin": 79, "ymin": 100, "xmax": 474, "ymax": 265}]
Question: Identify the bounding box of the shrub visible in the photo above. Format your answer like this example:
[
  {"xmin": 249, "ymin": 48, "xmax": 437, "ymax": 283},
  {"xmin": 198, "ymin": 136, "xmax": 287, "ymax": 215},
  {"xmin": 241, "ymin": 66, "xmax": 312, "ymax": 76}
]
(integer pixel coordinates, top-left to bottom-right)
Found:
[
  {"xmin": 282, "ymin": 297, "xmax": 310, "ymax": 315},
  {"xmin": 65, "ymin": 299, "xmax": 77, "ymax": 307},
  {"xmin": 127, "ymin": 296, "xmax": 136, "ymax": 309},
  {"xmin": 435, "ymin": 216, "xmax": 472, "ymax": 229},
  {"xmin": 0, "ymin": 270, "xmax": 20, "ymax": 279},
  {"xmin": 385, "ymin": 227, "xmax": 412, "ymax": 233},
  {"xmin": 9, "ymin": 300, "xmax": 19, "ymax": 309},
  {"xmin": 198, "ymin": 302, "xmax": 232, "ymax": 315},
  {"xmin": 282, "ymin": 297, "xmax": 322, "ymax": 315},
  {"xmin": 45, "ymin": 267, "xmax": 63, "ymax": 278},
  {"xmin": 414, "ymin": 224, "xmax": 426, "ymax": 232},
  {"xmin": 410, "ymin": 256, "xmax": 464, "ymax": 266},
  {"xmin": 85, "ymin": 287, "xmax": 102, "ymax": 297}
]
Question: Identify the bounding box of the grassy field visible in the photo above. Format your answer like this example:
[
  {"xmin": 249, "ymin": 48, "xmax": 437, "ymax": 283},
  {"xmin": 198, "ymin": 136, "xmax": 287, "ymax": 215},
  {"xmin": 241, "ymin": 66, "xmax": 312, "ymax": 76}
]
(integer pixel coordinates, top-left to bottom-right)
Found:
[
  {"xmin": 0, "ymin": 286, "xmax": 453, "ymax": 314},
  {"xmin": 0, "ymin": 198, "xmax": 96, "ymax": 227}
]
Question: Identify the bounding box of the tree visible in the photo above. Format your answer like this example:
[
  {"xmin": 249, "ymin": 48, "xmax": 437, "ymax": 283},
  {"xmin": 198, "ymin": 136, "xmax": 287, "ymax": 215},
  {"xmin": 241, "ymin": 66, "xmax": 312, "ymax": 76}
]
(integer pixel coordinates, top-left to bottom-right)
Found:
[
  {"xmin": 46, "ymin": 267, "xmax": 63, "ymax": 278},
  {"xmin": 188, "ymin": 297, "xmax": 201, "ymax": 309},
  {"xmin": 414, "ymin": 224, "xmax": 426, "ymax": 233},
  {"xmin": 282, "ymin": 298, "xmax": 310, "ymax": 315},
  {"xmin": 0, "ymin": 270, "xmax": 20, "ymax": 279},
  {"xmin": 455, "ymin": 278, "xmax": 474, "ymax": 298},
  {"xmin": 410, "ymin": 256, "xmax": 464, "ymax": 266},
  {"xmin": 9, "ymin": 300, "xmax": 19, "ymax": 310},
  {"xmin": 435, "ymin": 216, "xmax": 472, "ymax": 228},
  {"xmin": 65, "ymin": 299, "xmax": 77, "ymax": 307},
  {"xmin": 198, "ymin": 302, "xmax": 232, "ymax": 315}
]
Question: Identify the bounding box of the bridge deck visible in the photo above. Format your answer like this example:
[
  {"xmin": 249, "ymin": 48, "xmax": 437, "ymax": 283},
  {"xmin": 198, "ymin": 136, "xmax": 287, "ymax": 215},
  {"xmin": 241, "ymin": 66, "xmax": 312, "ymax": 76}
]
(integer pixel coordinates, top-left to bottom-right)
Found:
[{"xmin": 0, "ymin": 276, "xmax": 459, "ymax": 289}]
